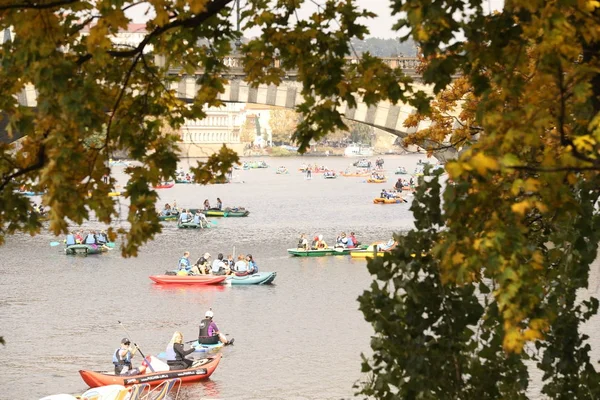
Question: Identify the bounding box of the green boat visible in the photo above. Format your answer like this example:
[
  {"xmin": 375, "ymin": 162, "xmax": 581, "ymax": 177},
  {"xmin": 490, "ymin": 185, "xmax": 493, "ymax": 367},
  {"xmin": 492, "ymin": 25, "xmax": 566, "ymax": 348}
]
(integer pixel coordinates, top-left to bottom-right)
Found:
[
  {"xmin": 158, "ymin": 213, "xmax": 179, "ymax": 221},
  {"xmin": 65, "ymin": 244, "xmax": 104, "ymax": 255},
  {"xmin": 287, "ymin": 248, "xmax": 351, "ymax": 257},
  {"xmin": 177, "ymin": 221, "xmax": 203, "ymax": 229},
  {"xmin": 188, "ymin": 208, "xmax": 249, "ymax": 217}
]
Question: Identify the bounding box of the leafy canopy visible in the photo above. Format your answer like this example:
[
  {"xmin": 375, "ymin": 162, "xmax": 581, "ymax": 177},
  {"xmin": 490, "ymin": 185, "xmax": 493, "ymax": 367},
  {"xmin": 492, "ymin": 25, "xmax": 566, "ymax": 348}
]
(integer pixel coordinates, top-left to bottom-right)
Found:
[
  {"xmin": 0, "ymin": 0, "xmax": 422, "ymax": 256},
  {"xmin": 358, "ymin": 0, "xmax": 600, "ymax": 399}
]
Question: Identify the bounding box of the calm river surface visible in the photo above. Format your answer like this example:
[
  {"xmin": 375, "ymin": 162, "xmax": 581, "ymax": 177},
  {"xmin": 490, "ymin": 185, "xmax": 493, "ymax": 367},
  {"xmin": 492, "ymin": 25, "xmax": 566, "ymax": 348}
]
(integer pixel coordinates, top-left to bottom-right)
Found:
[
  {"xmin": 0, "ymin": 154, "xmax": 420, "ymax": 400},
  {"xmin": 2, "ymin": 153, "xmax": 599, "ymax": 400}
]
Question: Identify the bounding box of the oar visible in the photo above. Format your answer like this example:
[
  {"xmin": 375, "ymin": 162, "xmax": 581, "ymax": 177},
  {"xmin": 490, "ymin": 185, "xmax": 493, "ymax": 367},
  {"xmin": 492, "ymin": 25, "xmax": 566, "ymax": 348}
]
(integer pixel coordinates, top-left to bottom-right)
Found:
[
  {"xmin": 50, "ymin": 241, "xmax": 61, "ymax": 247},
  {"xmin": 117, "ymin": 321, "xmax": 155, "ymax": 373},
  {"xmin": 333, "ymin": 247, "xmax": 347, "ymax": 253}
]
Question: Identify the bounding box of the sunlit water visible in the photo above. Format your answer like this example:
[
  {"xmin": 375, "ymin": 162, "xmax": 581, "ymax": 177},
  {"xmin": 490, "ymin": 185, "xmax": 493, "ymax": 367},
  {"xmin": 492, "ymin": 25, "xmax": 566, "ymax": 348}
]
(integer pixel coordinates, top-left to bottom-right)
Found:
[{"xmin": 1, "ymin": 153, "xmax": 598, "ymax": 400}]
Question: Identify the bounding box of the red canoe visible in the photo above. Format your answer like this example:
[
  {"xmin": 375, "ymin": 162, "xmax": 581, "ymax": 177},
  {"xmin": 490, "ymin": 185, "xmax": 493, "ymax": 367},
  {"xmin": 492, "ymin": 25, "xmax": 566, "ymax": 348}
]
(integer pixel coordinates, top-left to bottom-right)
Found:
[
  {"xmin": 80, "ymin": 354, "xmax": 221, "ymax": 388},
  {"xmin": 153, "ymin": 182, "xmax": 175, "ymax": 189},
  {"xmin": 149, "ymin": 275, "xmax": 227, "ymax": 285}
]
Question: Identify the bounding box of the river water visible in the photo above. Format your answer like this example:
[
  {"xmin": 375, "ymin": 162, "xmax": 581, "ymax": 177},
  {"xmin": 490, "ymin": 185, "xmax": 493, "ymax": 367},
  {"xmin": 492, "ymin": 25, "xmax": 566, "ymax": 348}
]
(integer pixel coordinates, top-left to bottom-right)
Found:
[{"xmin": 1, "ymin": 153, "xmax": 598, "ymax": 400}]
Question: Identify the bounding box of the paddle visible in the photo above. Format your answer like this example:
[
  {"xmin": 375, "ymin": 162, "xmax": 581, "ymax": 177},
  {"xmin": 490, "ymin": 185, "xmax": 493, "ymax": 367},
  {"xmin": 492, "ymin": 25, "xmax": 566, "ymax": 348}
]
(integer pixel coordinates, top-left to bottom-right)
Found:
[
  {"xmin": 333, "ymin": 247, "xmax": 347, "ymax": 253},
  {"xmin": 117, "ymin": 321, "xmax": 155, "ymax": 373}
]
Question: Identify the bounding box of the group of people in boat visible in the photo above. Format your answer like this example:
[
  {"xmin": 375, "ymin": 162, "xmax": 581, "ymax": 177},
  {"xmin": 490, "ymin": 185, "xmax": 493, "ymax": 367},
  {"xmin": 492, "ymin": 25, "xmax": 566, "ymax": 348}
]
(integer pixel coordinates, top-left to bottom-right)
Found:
[
  {"xmin": 158, "ymin": 197, "xmax": 224, "ymax": 218},
  {"xmin": 203, "ymin": 198, "xmax": 223, "ymax": 210},
  {"xmin": 65, "ymin": 230, "xmax": 110, "ymax": 250},
  {"xmin": 395, "ymin": 177, "xmax": 414, "ymax": 190},
  {"xmin": 177, "ymin": 209, "xmax": 209, "ymax": 227},
  {"xmin": 297, "ymin": 232, "xmax": 360, "ymax": 250},
  {"xmin": 370, "ymin": 172, "xmax": 386, "ymax": 180},
  {"xmin": 112, "ymin": 309, "xmax": 233, "ymax": 375},
  {"xmin": 174, "ymin": 251, "xmax": 258, "ymax": 276}
]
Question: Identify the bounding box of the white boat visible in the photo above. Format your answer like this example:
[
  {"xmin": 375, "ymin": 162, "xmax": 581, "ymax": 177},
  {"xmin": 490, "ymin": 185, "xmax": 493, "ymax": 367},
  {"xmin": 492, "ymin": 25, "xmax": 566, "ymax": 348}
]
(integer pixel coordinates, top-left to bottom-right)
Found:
[{"xmin": 344, "ymin": 143, "xmax": 374, "ymax": 157}]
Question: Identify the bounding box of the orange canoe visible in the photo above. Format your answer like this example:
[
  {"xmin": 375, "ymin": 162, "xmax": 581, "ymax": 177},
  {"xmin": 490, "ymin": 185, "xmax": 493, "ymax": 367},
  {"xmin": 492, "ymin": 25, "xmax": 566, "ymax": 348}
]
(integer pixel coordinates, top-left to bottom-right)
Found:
[
  {"xmin": 149, "ymin": 275, "xmax": 227, "ymax": 285},
  {"xmin": 80, "ymin": 354, "xmax": 221, "ymax": 388}
]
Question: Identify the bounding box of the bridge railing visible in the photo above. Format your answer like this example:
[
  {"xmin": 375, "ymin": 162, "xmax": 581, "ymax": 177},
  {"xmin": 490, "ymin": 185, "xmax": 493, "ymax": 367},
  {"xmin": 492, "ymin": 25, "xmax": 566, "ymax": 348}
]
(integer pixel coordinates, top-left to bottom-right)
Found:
[{"xmin": 164, "ymin": 55, "xmax": 421, "ymax": 77}]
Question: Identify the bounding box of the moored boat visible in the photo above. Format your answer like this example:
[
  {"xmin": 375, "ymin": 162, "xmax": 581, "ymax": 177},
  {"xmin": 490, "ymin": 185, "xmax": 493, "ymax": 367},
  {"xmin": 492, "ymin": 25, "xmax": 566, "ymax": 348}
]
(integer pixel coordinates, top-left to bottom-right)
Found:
[
  {"xmin": 226, "ymin": 271, "xmax": 277, "ymax": 285},
  {"xmin": 149, "ymin": 275, "xmax": 227, "ymax": 285},
  {"xmin": 344, "ymin": 143, "xmax": 374, "ymax": 157},
  {"xmin": 79, "ymin": 354, "xmax": 221, "ymax": 388}
]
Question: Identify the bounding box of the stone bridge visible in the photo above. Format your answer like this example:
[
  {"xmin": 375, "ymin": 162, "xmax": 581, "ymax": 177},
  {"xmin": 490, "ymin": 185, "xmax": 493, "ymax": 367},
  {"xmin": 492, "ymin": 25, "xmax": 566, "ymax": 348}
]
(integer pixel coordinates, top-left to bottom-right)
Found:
[{"xmin": 3, "ymin": 54, "xmax": 458, "ymax": 161}]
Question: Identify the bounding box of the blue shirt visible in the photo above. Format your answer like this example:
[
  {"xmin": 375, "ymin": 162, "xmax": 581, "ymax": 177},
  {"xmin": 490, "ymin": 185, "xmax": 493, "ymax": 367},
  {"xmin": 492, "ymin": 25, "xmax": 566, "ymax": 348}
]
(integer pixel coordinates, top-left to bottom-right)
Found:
[{"xmin": 179, "ymin": 257, "xmax": 191, "ymax": 270}]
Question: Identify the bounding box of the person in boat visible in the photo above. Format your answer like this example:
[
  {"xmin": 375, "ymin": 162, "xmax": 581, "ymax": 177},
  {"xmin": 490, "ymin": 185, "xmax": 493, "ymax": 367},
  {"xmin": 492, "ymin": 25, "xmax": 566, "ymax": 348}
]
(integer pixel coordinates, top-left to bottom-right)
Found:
[
  {"xmin": 65, "ymin": 232, "xmax": 77, "ymax": 247},
  {"xmin": 315, "ymin": 235, "xmax": 328, "ymax": 249},
  {"xmin": 198, "ymin": 309, "xmax": 234, "ymax": 346},
  {"xmin": 246, "ymin": 254, "xmax": 258, "ymax": 273},
  {"xmin": 211, "ymin": 253, "xmax": 227, "ymax": 275},
  {"xmin": 191, "ymin": 252, "xmax": 211, "ymax": 275},
  {"xmin": 84, "ymin": 231, "xmax": 98, "ymax": 246},
  {"xmin": 306, "ymin": 168, "xmax": 312, "ymax": 179},
  {"xmin": 395, "ymin": 178, "xmax": 403, "ymax": 191},
  {"xmin": 96, "ymin": 230, "xmax": 108, "ymax": 245},
  {"xmin": 336, "ymin": 232, "xmax": 349, "ymax": 247},
  {"xmin": 380, "ymin": 189, "xmax": 388, "ymax": 199},
  {"xmin": 165, "ymin": 331, "xmax": 195, "ymax": 370},
  {"xmin": 203, "ymin": 199, "xmax": 210, "ymax": 210},
  {"xmin": 177, "ymin": 251, "xmax": 192, "ymax": 274},
  {"xmin": 113, "ymin": 338, "xmax": 138, "ymax": 375},
  {"xmin": 409, "ymin": 177, "xmax": 414, "ymax": 186},
  {"xmin": 297, "ymin": 233, "xmax": 309, "ymax": 250},
  {"xmin": 216, "ymin": 198, "xmax": 223, "ymax": 210},
  {"xmin": 349, "ymin": 232, "xmax": 360, "ymax": 248},
  {"xmin": 377, "ymin": 239, "xmax": 397, "ymax": 251},
  {"xmin": 234, "ymin": 254, "xmax": 248, "ymax": 273},
  {"xmin": 161, "ymin": 203, "xmax": 172, "ymax": 216},
  {"xmin": 192, "ymin": 212, "xmax": 208, "ymax": 228},
  {"xmin": 178, "ymin": 209, "xmax": 192, "ymax": 224},
  {"xmin": 74, "ymin": 230, "xmax": 84, "ymax": 244}
]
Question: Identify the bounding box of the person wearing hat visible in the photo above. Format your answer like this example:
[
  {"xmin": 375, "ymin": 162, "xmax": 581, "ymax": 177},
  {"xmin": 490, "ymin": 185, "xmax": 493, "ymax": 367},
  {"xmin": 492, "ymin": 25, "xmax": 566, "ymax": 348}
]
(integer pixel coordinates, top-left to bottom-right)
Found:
[
  {"xmin": 198, "ymin": 309, "xmax": 234, "ymax": 346},
  {"xmin": 112, "ymin": 338, "xmax": 138, "ymax": 375}
]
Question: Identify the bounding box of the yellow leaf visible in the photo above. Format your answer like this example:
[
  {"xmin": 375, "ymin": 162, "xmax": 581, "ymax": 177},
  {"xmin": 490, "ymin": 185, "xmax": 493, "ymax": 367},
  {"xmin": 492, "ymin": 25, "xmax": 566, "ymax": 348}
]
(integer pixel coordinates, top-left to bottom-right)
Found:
[
  {"xmin": 470, "ymin": 152, "xmax": 499, "ymax": 175},
  {"xmin": 523, "ymin": 328, "xmax": 542, "ymax": 341},
  {"xmin": 523, "ymin": 178, "xmax": 540, "ymax": 192},
  {"xmin": 503, "ymin": 328, "xmax": 524, "ymax": 353},
  {"xmin": 445, "ymin": 162, "xmax": 463, "ymax": 179},
  {"xmin": 452, "ymin": 252, "xmax": 465, "ymax": 265},
  {"xmin": 511, "ymin": 200, "xmax": 532, "ymax": 216},
  {"xmin": 189, "ymin": 0, "xmax": 208, "ymax": 14}
]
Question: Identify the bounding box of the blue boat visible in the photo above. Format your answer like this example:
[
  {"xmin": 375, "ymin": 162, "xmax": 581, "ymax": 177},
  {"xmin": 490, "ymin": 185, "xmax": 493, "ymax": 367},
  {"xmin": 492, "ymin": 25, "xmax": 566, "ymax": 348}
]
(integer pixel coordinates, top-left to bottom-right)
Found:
[
  {"xmin": 157, "ymin": 341, "xmax": 224, "ymax": 359},
  {"xmin": 226, "ymin": 271, "xmax": 277, "ymax": 285}
]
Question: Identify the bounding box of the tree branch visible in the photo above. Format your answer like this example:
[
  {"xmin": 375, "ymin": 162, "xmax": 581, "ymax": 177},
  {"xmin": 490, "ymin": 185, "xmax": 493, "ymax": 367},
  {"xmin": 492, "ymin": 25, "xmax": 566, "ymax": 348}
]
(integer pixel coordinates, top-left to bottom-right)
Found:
[
  {"xmin": 0, "ymin": 132, "xmax": 47, "ymax": 192},
  {"xmin": 0, "ymin": 0, "xmax": 81, "ymax": 10},
  {"xmin": 76, "ymin": 0, "xmax": 234, "ymax": 66}
]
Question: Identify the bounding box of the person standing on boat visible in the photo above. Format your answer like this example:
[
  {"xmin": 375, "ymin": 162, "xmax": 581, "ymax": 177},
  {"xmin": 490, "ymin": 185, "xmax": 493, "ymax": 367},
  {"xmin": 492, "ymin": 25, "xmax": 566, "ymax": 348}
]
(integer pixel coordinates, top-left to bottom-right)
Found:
[
  {"xmin": 113, "ymin": 338, "xmax": 138, "ymax": 375},
  {"xmin": 306, "ymin": 168, "xmax": 312, "ymax": 180},
  {"xmin": 198, "ymin": 309, "xmax": 234, "ymax": 346},
  {"xmin": 165, "ymin": 331, "xmax": 195, "ymax": 370},
  {"xmin": 216, "ymin": 198, "xmax": 223, "ymax": 210},
  {"xmin": 395, "ymin": 178, "xmax": 403, "ymax": 191}
]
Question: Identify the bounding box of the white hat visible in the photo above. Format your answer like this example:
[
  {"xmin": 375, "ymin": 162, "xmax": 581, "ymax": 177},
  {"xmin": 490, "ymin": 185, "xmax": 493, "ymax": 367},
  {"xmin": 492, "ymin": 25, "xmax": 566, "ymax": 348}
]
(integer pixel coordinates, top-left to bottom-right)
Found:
[
  {"xmin": 205, "ymin": 310, "xmax": 214, "ymax": 318},
  {"xmin": 318, "ymin": 235, "xmax": 323, "ymax": 240},
  {"xmin": 204, "ymin": 252, "xmax": 211, "ymax": 259}
]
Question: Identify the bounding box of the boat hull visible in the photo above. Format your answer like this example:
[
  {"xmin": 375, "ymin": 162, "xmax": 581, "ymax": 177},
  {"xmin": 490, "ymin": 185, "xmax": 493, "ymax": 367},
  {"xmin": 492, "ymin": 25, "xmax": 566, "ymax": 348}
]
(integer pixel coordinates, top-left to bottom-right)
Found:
[
  {"xmin": 373, "ymin": 198, "xmax": 406, "ymax": 204},
  {"xmin": 79, "ymin": 354, "xmax": 221, "ymax": 388},
  {"xmin": 287, "ymin": 248, "xmax": 350, "ymax": 257},
  {"xmin": 65, "ymin": 244, "xmax": 104, "ymax": 255},
  {"xmin": 201, "ymin": 209, "xmax": 249, "ymax": 217},
  {"xmin": 226, "ymin": 272, "xmax": 277, "ymax": 285},
  {"xmin": 367, "ymin": 178, "xmax": 387, "ymax": 183},
  {"xmin": 153, "ymin": 183, "xmax": 175, "ymax": 189},
  {"xmin": 149, "ymin": 275, "xmax": 227, "ymax": 285}
]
